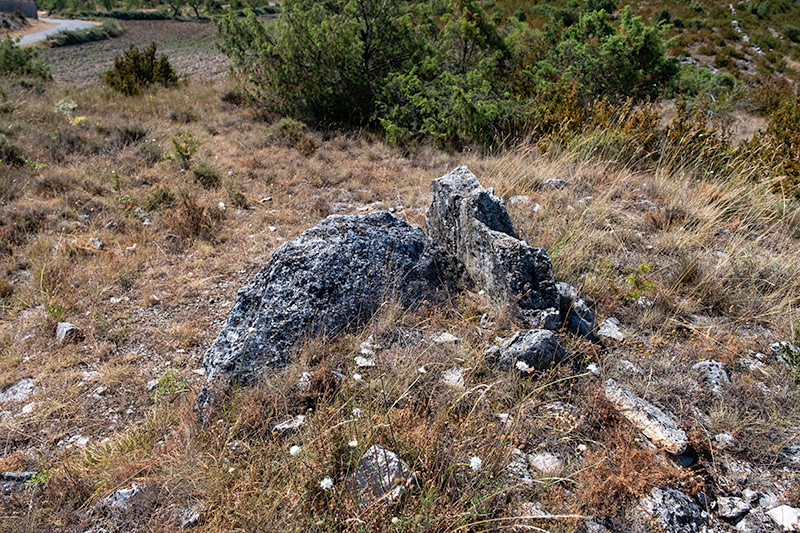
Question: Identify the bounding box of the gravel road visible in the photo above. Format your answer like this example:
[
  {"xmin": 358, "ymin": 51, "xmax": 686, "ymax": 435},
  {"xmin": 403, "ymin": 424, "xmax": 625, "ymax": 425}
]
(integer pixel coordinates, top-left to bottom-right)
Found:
[{"xmin": 16, "ymin": 18, "xmax": 96, "ymax": 45}]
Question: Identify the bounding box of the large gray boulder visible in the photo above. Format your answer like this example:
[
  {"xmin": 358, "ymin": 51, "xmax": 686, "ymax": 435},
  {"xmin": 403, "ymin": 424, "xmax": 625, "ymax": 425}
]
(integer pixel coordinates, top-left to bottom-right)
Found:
[
  {"xmin": 197, "ymin": 211, "xmax": 462, "ymax": 412},
  {"xmin": 426, "ymin": 166, "xmax": 559, "ymax": 329}
]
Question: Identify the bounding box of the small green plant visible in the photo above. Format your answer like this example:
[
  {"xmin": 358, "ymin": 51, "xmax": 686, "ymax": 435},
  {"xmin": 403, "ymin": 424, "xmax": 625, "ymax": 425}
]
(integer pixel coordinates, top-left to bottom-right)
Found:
[
  {"xmin": 624, "ymin": 262, "xmax": 657, "ymax": 301},
  {"xmin": 0, "ymin": 134, "xmax": 25, "ymax": 166},
  {"xmin": 226, "ymin": 181, "xmax": 248, "ymax": 208},
  {"xmin": 166, "ymin": 131, "xmax": 200, "ymax": 169},
  {"xmin": 192, "ymin": 162, "xmax": 220, "ymax": 188},
  {"xmin": 145, "ymin": 186, "xmax": 176, "ymax": 211},
  {"xmin": 101, "ymin": 42, "xmax": 178, "ymax": 96},
  {"xmin": 45, "ymin": 300, "xmax": 66, "ymax": 321},
  {"xmin": 153, "ymin": 369, "xmax": 187, "ymax": 399},
  {"xmin": 25, "ymin": 470, "xmax": 51, "ymax": 487}
]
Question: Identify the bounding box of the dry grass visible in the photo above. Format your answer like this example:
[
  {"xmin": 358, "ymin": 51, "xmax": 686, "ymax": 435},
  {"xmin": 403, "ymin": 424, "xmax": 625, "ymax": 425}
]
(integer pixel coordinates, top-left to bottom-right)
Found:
[{"xmin": 1, "ymin": 80, "xmax": 799, "ymax": 531}]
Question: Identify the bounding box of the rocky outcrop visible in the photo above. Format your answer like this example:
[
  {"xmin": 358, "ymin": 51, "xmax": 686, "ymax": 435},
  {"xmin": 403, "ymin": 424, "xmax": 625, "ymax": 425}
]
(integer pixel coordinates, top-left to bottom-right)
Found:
[
  {"xmin": 426, "ymin": 166, "xmax": 559, "ymax": 329},
  {"xmin": 485, "ymin": 329, "xmax": 567, "ymax": 371},
  {"xmin": 197, "ymin": 211, "xmax": 462, "ymax": 412},
  {"xmin": 604, "ymin": 379, "xmax": 688, "ymax": 455}
]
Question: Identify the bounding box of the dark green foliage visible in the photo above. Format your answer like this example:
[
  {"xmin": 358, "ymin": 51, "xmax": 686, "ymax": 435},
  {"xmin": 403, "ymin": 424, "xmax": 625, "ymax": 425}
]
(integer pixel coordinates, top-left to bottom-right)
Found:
[
  {"xmin": 0, "ymin": 38, "xmax": 52, "ymax": 81},
  {"xmin": 218, "ymin": 0, "xmax": 675, "ymax": 148},
  {"xmin": 49, "ymin": 20, "xmax": 124, "ymax": 47},
  {"xmin": 146, "ymin": 186, "xmax": 176, "ymax": 211},
  {"xmin": 0, "ymin": 134, "xmax": 25, "ymax": 167},
  {"xmin": 783, "ymin": 24, "xmax": 800, "ymax": 42},
  {"xmin": 192, "ymin": 162, "xmax": 221, "ymax": 188},
  {"xmin": 102, "ymin": 43, "xmax": 179, "ymax": 96}
]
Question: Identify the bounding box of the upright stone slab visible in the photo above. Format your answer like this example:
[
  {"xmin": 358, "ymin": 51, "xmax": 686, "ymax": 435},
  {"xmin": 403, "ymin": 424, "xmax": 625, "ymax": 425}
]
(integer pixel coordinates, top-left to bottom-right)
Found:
[
  {"xmin": 197, "ymin": 211, "xmax": 463, "ymax": 413},
  {"xmin": 426, "ymin": 166, "xmax": 559, "ymax": 328}
]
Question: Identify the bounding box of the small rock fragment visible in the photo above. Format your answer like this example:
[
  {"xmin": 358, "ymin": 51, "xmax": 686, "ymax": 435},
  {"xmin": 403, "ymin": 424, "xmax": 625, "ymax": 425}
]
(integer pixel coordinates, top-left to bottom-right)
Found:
[
  {"xmin": 508, "ymin": 195, "xmax": 530, "ymax": 205},
  {"xmin": 528, "ymin": 452, "xmax": 564, "ymax": 474},
  {"xmin": 351, "ymin": 444, "xmax": 413, "ymax": 506},
  {"xmin": 716, "ymin": 496, "xmax": 750, "ymax": 520},
  {"xmin": 272, "ymin": 414, "xmax": 306, "ymax": 434},
  {"xmin": 692, "ymin": 360, "xmax": 731, "ymax": 393},
  {"xmin": 89, "ymin": 237, "xmax": 105, "ymax": 249},
  {"xmin": 556, "ymin": 282, "xmax": 596, "ymax": 340},
  {"xmin": 433, "ymin": 332, "xmax": 460, "ymax": 347},
  {"xmin": 0, "ymin": 378, "xmax": 37, "ymax": 404},
  {"xmin": 56, "ymin": 322, "xmax": 84, "ymax": 343},
  {"xmin": 597, "ymin": 317, "xmax": 625, "ymax": 342},
  {"xmin": 714, "ymin": 432, "xmax": 735, "ymax": 448},
  {"xmin": 485, "ymin": 329, "xmax": 567, "ymax": 372},
  {"xmin": 440, "ymin": 367, "xmax": 465, "ymax": 389}
]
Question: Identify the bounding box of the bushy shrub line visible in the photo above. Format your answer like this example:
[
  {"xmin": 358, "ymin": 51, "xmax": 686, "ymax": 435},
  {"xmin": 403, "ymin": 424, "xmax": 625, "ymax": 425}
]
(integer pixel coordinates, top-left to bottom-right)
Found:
[
  {"xmin": 217, "ymin": 0, "xmax": 677, "ymax": 149},
  {"xmin": 0, "ymin": 38, "xmax": 52, "ymax": 82},
  {"xmin": 49, "ymin": 20, "xmax": 124, "ymax": 47}
]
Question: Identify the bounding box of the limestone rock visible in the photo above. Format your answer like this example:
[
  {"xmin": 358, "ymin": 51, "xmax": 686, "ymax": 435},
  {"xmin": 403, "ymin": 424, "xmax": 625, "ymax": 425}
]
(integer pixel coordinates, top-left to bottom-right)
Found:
[
  {"xmin": 56, "ymin": 322, "xmax": 83, "ymax": 343},
  {"xmin": 597, "ymin": 317, "xmax": 625, "ymax": 343},
  {"xmin": 1, "ymin": 471, "xmax": 37, "ymax": 492},
  {"xmin": 556, "ymin": 282, "xmax": 596, "ymax": 340},
  {"xmin": 433, "ymin": 332, "xmax": 460, "ymax": 347},
  {"xmin": 771, "ymin": 342, "xmax": 800, "ymax": 365},
  {"xmin": 272, "ymin": 414, "xmax": 306, "ymax": 434},
  {"xmin": 528, "ymin": 452, "xmax": 564, "ymax": 474},
  {"xmin": 767, "ymin": 505, "xmax": 800, "ymax": 531},
  {"xmin": 0, "ymin": 378, "xmax": 36, "ymax": 404},
  {"xmin": 485, "ymin": 329, "xmax": 567, "ymax": 372},
  {"xmin": 638, "ymin": 487, "xmax": 708, "ymax": 533},
  {"xmin": 692, "ymin": 360, "xmax": 731, "ymax": 393},
  {"xmin": 426, "ymin": 166, "xmax": 559, "ymax": 329},
  {"xmin": 604, "ymin": 379, "xmax": 688, "ymax": 455},
  {"xmin": 716, "ymin": 496, "xmax": 750, "ymax": 519},
  {"xmin": 198, "ymin": 211, "xmax": 462, "ymax": 412},
  {"xmin": 351, "ymin": 444, "xmax": 413, "ymax": 506}
]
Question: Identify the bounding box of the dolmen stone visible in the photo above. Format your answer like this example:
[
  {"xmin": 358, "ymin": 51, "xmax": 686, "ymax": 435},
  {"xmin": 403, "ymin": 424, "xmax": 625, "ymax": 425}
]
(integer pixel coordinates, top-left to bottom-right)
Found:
[
  {"xmin": 197, "ymin": 211, "xmax": 462, "ymax": 412},
  {"xmin": 426, "ymin": 166, "xmax": 559, "ymax": 329}
]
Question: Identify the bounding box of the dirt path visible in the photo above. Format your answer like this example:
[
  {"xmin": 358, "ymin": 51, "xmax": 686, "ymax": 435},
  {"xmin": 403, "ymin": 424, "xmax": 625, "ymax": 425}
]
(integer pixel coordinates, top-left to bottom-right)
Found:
[{"xmin": 15, "ymin": 17, "xmax": 96, "ymax": 45}]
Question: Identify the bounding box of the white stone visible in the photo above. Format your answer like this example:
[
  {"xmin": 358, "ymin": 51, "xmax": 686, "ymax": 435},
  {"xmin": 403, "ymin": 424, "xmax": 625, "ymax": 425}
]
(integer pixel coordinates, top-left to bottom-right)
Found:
[
  {"xmin": 767, "ymin": 505, "xmax": 800, "ymax": 531},
  {"xmin": 433, "ymin": 332, "xmax": 460, "ymax": 347},
  {"xmin": 273, "ymin": 414, "xmax": 306, "ymax": 433},
  {"xmin": 440, "ymin": 366, "xmax": 465, "ymax": 389},
  {"xmin": 0, "ymin": 379, "xmax": 37, "ymax": 404},
  {"xmin": 528, "ymin": 452, "xmax": 564, "ymax": 474},
  {"xmin": 597, "ymin": 317, "xmax": 625, "ymax": 342}
]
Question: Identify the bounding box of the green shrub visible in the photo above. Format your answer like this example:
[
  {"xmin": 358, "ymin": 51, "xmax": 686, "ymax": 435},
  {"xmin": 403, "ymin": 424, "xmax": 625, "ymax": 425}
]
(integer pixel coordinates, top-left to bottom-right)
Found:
[
  {"xmin": 0, "ymin": 38, "xmax": 51, "ymax": 81},
  {"xmin": 145, "ymin": 186, "xmax": 176, "ymax": 211},
  {"xmin": 101, "ymin": 42, "xmax": 178, "ymax": 96},
  {"xmin": 218, "ymin": 0, "xmax": 675, "ymax": 148},
  {"xmin": 766, "ymin": 96, "xmax": 800, "ymax": 196},
  {"xmin": 226, "ymin": 181, "xmax": 247, "ymax": 208},
  {"xmin": 192, "ymin": 162, "xmax": 220, "ymax": 188},
  {"xmin": 783, "ymin": 24, "xmax": 800, "ymax": 42},
  {"xmin": 0, "ymin": 134, "xmax": 25, "ymax": 166}
]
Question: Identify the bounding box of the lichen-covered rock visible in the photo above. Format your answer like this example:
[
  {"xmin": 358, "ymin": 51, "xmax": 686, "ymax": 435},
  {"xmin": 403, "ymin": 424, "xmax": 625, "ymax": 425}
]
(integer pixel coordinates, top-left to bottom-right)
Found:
[
  {"xmin": 198, "ymin": 211, "xmax": 462, "ymax": 412},
  {"xmin": 716, "ymin": 496, "xmax": 750, "ymax": 520},
  {"xmin": 597, "ymin": 317, "xmax": 625, "ymax": 343},
  {"xmin": 426, "ymin": 166, "xmax": 559, "ymax": 328},
  {"xmin": 485, "ymin": 329, "xmax": 567, "ymax": 371},
  {"xmin": 604, "ymin": 379, "xmax": 688, "ymax": 455},
  {"xmin": 638, "ymin": 487, "xmax": 709, "ymax": 533},
  {"xmin": 351, "ymin": 444, "xmax": 413, "ymax": 506},
  {"xmin": 692, "ymin": 360, "xmax": 731, "ymax": 393},
  {"xmin": 556, "ymin": 282, "xmax": 596, "ymax": 340}
]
